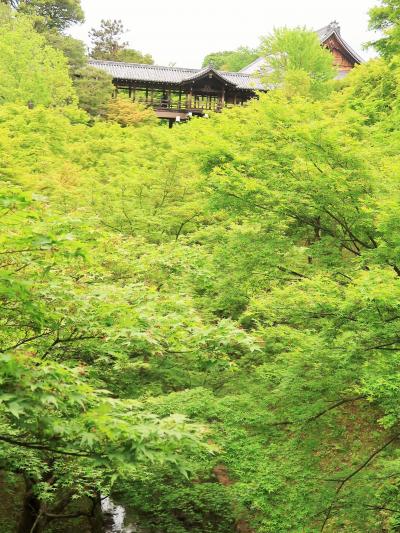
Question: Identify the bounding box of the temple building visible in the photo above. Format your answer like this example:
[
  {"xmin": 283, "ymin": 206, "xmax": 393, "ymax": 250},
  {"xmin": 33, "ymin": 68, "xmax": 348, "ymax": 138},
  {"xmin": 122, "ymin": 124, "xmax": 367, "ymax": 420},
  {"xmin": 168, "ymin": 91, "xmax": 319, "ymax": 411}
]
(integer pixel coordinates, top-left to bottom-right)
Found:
[
  {"xmin": 241, "ymin": 22, "xmax": 363, "ymax": 79},
  {"xmin": 90, "ymin": 21, "xmax": 363, "ymax": 125}
]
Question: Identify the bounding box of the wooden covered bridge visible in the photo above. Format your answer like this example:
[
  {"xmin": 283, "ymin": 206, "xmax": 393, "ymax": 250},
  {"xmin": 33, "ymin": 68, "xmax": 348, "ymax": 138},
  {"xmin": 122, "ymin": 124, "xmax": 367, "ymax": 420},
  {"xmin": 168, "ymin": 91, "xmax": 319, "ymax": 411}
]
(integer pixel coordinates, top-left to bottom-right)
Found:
[
  {"xmin": 89, "ymin": 22, "xmax": 362, "ymax": 125},
  {"xmin": 89, "ymin": 60, "xmax": 265, "ymax": 123}
]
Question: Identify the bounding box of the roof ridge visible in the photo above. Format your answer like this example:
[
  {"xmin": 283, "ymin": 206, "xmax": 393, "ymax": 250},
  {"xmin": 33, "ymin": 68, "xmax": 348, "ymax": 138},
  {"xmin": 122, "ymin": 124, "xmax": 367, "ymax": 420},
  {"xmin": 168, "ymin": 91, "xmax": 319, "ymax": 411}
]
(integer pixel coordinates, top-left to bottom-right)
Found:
[
  {"xmin": 220, "ymin": 70, "xmax": 253, "ymax": 77},
  {"xmin": 88, "ymin": 58, "xmax": 199, "ymax": 72}
]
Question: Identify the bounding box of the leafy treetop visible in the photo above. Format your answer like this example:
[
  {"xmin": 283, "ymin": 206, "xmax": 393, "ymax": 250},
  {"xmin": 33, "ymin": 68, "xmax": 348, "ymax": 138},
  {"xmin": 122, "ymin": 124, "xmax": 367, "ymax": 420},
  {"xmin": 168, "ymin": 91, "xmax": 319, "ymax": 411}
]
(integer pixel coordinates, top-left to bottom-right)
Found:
[
  {"xmin": 368, "ymin": 0, "xmax": 400, "ymax": 58},
  {"xmin": 0, "ymin": 7, "xmax": 76, "ymax": 106},
  {"xmin": 0, "ymin": 0, "xmax": 84, "ymax": 30},
  {"xmin": 259, "ymin": 27, "xmax": 336, "ymax": 98},
  {"xmin": 202, "ymin": 47, "xmax": 259, "ymax": 72},
  {"xmin": 89, "ymin": 18, "xmax": 154, "ymax": 64}
]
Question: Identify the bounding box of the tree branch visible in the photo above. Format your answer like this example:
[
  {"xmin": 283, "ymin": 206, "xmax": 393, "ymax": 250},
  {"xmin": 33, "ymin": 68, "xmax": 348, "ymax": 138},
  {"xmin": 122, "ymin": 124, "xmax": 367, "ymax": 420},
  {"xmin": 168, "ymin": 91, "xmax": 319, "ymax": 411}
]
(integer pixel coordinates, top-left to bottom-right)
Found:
[
  {"xmin": 0, "ymin": 248, "xmax": 47, "ymax": 255},
  {"xmin": 0, "ymin": 331, "xmax": 53, "ymax": 353},
  {"xmin": 267, "ymin": 397, "xmax": 366, "ymax": 428},
  {"xmin": 41, "ymin": 332, "xmax": 103, "ymax": 358},
  {"xmin": 322, "ymin": 207, "xmax": 373, "ymax": 251},
  {"xmin": 277, "ymin": 265, "xmax": 309, "ymax": 279},
  {"xmin": 320, "ymin": 433, "xmax": 400, "ymax": 531},
  {"xmin": 175, "ymin": 213, "xmax": 199, "ymax": 241},
  {"xmin": 307, "ymin": 396, "xmax": 365, "ymax": 423},
  {"xmin": 0, "ymin": 434, "xmax": 91, "ymax": 458},
  {"xmin": 366, "ymin": 339, "xmax": 400, "ymax": 351}
]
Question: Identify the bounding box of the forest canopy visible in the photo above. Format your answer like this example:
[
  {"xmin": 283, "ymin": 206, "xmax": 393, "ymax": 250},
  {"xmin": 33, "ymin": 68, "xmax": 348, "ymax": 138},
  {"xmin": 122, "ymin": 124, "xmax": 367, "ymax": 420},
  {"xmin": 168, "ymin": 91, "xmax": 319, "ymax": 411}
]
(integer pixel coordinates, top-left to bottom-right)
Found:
[{"xmin": 2, "ymin": 1, "xmax": 400, "ymax": 532}]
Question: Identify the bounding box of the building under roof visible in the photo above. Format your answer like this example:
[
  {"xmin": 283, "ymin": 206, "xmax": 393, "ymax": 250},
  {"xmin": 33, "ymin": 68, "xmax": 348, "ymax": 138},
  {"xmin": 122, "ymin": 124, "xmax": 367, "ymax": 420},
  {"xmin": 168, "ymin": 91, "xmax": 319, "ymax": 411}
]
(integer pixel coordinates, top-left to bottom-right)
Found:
[{"xmin": 89, "ymin": 21, "xmax": 363, "ymax": 125}]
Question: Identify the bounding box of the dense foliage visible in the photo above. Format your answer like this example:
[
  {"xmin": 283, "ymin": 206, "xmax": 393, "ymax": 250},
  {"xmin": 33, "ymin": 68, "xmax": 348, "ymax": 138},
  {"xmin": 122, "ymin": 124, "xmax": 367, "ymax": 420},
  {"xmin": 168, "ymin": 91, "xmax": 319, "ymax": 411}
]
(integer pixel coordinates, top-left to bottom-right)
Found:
[
  {"xmin": 2, "ymin": 1, "xmax": 400, "ymax": 532},
  {"xmin": 0, "ymin": 7, "xmax": 75, "ymax": 106},
  {"xmin": 259, "ymin": 27, "xmax": 336, "ymax": 98},
  {"xmin": 1, "ymin": 0, "xmax": 84, "ymax": 30},
  {"xmin": 202, "ymin": 47, "xmax": 259, "ymax": 71},
  {"xmin": 369, "ymin": 0, "xmax": 400, "ymax": 58},
  {"xmin": 106, "ymin": 95, "xmax": 157, "ymax": 127}
]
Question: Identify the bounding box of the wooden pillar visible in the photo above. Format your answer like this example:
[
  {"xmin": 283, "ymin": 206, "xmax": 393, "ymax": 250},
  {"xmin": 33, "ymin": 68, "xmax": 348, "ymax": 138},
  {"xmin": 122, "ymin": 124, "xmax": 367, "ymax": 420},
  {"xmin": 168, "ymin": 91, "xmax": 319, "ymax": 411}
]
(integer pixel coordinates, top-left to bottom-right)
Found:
[
  {"xmin": 150, "ymin": 88, "xmax": 154, "ymax": 105},
  {"xmin": 178, "ymin": 90, "xmax": 182, "ymax": 110},
  {"xmin": 145, "ymin": 87, "xmax": 149, "ymax": 104},
  {"xmin": 221, "ymin": 86, "xmax": 226, "ymax": 110},
  {"xmin": 132, "ymin": 87, "xmax": 136, "ymax": 101},
  {"xmin": 187, "ymin": 87, "xmax": 192, "ymax": 109}
]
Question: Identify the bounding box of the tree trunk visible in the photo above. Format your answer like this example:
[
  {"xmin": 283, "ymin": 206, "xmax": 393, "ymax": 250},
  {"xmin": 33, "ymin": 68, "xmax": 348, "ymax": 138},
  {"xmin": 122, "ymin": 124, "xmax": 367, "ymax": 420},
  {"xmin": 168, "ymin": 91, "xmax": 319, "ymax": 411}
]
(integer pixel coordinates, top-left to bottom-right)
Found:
[
  {"xmin": 18, "ymin": 479, "xmax": 46, "ymax": 533},
  {"xmin": 88, "ymin": 493, "xmax": 104, "ymax": 533}
]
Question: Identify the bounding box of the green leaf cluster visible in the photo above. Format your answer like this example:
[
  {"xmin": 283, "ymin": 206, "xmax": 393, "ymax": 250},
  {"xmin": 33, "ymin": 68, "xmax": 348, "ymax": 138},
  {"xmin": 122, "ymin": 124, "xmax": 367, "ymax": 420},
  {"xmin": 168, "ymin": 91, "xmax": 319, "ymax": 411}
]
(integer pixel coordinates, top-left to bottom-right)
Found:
[{"xmin": 2, "ymin": 4, "xmax": 400, "ymax": 532}]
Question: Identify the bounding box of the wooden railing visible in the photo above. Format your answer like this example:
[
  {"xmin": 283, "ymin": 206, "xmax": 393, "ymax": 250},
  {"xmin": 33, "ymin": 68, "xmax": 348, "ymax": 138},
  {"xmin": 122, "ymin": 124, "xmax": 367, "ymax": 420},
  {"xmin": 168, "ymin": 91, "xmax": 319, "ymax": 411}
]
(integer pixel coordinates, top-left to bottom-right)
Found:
[{"xmin": 134, "ymin": 97, "xmax": 223, "ymax": 112}]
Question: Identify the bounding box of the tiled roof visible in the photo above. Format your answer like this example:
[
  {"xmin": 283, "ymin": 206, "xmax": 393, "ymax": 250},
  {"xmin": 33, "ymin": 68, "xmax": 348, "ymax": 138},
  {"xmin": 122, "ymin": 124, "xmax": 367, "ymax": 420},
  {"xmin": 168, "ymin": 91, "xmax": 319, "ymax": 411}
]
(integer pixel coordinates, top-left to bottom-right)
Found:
[
  {"xmin": 88, "ymin": 60, "xmax": 266, "ymax": 91},
  {"xmin": 222, "ymin": 71, "xmax": 265, "ymax": 90}
]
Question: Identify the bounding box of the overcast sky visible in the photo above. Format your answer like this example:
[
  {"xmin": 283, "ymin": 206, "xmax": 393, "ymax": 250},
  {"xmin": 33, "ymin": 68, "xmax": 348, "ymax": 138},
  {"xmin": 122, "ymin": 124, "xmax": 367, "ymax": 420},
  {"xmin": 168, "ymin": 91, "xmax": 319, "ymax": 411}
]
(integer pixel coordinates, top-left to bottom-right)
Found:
[{"xmin": 69, "ymin": 0, "xmax": 379, "ymax": 68}]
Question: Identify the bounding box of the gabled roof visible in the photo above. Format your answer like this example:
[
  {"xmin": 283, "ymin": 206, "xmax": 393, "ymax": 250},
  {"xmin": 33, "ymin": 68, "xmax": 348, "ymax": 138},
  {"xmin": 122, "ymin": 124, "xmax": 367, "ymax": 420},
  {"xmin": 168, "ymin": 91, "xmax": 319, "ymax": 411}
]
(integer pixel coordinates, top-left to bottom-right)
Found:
[
  {"xmin": 89, "ymin": 59, "xmax": 265, "ymax": 91},
  {"xmin": 181, "ymin": 66, "xmax": 237, "ymax": 86},
  {"xmin": 316, "ymin": 22, "xmax": 364, "ymax": 64}
]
